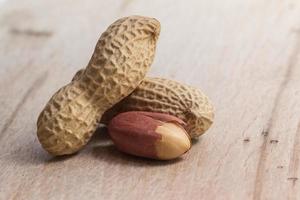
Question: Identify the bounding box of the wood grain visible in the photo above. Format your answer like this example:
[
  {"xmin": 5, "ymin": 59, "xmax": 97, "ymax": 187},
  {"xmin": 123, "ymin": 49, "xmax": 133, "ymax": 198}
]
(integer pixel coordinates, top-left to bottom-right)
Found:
[{"xmin": 1, "ymin": 0, "xmax": 300, "ymax": 199}]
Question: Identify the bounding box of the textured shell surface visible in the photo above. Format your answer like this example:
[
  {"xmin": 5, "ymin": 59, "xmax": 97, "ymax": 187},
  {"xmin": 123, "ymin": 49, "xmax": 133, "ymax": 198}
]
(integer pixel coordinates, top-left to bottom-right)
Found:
[
  {"xmin": 102, "ymin": 77, "xmax": 214, "ymax": 138},
  {"xmin": 37, "ymin": 16, "xmax": 161, "ymax": 155}
]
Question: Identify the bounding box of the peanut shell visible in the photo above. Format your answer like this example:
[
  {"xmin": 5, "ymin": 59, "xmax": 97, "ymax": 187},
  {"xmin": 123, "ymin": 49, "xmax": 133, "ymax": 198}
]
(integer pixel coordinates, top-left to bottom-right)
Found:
[
  {"xmin": 37, "ymin": 16, "xmax": 160, "ymax": 155},
  {"xmin": 102, "ymin": 77, "xmax": 214, "ymax": 138}
]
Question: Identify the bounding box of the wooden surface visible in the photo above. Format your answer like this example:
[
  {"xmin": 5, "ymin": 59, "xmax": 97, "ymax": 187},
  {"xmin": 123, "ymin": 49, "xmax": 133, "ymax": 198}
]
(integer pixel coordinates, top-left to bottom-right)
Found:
[{"xmin": 1, "ymin": 0, "xmax": 300, "ymax": 199}]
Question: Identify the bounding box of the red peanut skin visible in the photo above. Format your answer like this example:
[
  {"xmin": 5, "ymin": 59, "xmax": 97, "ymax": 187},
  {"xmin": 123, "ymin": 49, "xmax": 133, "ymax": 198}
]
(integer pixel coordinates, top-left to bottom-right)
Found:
[{"xmin": 108, "ymin": 111, "xmax": 186, "ymax": 159}]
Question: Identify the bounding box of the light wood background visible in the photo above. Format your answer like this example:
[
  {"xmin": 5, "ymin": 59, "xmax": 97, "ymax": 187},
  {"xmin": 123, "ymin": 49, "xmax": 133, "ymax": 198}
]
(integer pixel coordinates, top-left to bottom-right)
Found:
[{"xmin": 1, "ymin": 0, "xmax": 300, "ymax": 199}]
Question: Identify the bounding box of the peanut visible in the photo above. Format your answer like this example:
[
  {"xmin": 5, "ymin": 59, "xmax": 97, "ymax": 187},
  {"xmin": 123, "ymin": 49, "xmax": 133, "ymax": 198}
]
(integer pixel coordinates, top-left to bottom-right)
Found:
[
  {"xmin": 108, "ymin": 111, "xmax": 191, "ymax": 160},
  {"xmin": 102, "ymin": 77, "xmax": 214, "ymax": 138},
  {"xmin": 37, "ymin": 16, "xmax": 160, "ymax": 155}
]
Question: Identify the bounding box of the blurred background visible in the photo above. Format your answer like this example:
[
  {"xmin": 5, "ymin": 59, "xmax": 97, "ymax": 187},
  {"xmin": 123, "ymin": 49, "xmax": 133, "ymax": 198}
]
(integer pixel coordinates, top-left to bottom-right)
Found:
[{"xmin": 1, "ymin": 1, "xmax": 300, "ymax": 199}]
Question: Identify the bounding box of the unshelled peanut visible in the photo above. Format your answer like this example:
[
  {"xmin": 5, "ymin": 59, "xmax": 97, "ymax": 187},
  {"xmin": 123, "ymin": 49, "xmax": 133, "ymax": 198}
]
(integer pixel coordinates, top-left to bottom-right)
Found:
[
  {"xmin": 102, "ymin": 77, "xmax": 214, "ymax": 138},
  {"xmin": 37, "ymin": 16, "xmax": 160, "ymax": 155}
]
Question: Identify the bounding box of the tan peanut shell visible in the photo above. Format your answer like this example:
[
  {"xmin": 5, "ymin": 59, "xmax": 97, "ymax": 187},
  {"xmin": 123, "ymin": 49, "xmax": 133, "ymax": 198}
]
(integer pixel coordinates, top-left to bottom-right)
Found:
[
  {"xmin": 102, "ymin": 77, "xmax": 214, "ymax": 138},
  {"xmin": 37, "ymin": 16, "xmax": 161, "ymax": 155}
]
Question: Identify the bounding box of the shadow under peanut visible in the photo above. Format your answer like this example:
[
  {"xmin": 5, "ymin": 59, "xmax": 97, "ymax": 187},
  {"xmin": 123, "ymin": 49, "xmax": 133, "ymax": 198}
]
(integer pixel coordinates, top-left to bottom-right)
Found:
[
  {"xmin": 91, "ymin": 144, "xmax": 184, "ymax": 167},
  {"xmin": 11, "ymin": 126, "xmax": 186, "ymax": 166},
  {"xmin": 90, "ymin": 126, "xmax": 184, "ymax": 166}
]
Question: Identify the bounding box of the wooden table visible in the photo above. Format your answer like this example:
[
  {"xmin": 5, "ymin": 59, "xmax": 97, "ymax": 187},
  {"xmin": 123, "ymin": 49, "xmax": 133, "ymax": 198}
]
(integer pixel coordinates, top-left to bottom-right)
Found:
[{"xmin": 1, "ymin": 0, "xmax": 300, "ymax": 199}]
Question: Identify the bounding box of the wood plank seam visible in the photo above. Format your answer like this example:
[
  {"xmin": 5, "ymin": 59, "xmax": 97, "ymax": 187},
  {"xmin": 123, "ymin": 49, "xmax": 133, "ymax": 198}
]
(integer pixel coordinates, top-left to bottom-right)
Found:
[{"xmin": 253, "ymin": 29, "xmax": 300, "ymax": 200}]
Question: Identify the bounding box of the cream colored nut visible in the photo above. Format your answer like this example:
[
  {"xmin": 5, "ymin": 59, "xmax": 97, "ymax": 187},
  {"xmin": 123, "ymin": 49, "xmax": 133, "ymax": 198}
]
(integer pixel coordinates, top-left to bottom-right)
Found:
[
  {"xmin": 108, "ymin": 111, "xmax": 191, "ymax": 160},
  {"xmin": 37, "ymin": 16, "xmax": 160, "ymax": 155}
]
